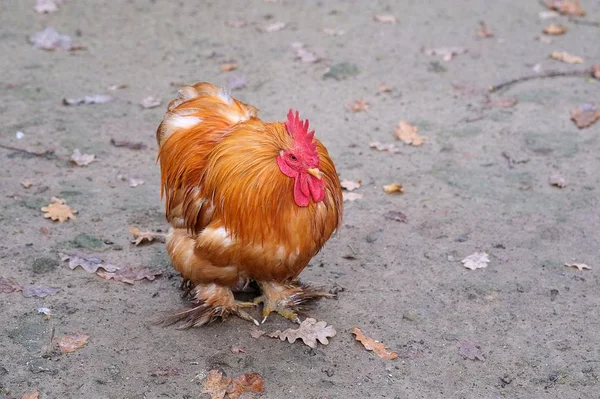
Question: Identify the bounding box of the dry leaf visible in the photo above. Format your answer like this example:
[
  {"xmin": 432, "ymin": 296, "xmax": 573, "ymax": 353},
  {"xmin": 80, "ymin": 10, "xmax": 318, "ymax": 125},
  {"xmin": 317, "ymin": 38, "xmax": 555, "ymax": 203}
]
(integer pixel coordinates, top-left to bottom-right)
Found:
[
  {"xmin": 476, "ymin": 21, "xmax": 494, "ymax": 38},
  {"xmin": 543, "ymin": 23, "xmax": 567, "ymax": 35},
  {"xmin": 225, "ymin": 20, "xmax": 248, "ymax": 28},
  {"xmin": 549, "ymin": 173, "xmax": 567, "ymax": 188},
  {"xmin": 108, "ymin": 83, "xmax": 128, "ymax": 90},
  {"xmin": 0, "ymin": 276, "xmax": 23, "ymax": 293},
  {"xmin": 263, "ymin": 22, "xmax": 286, "ymax": 32},
  {"xmin": 57, "ymin": 332, "xmax": 89, "ymax": 353},
  {"xmin": 127, "ymin": 178, "xmax": 145, "ymax": 188},
  {"xmin": 373, "ymin": 15, "xmax": 397, "ymax": 24},
  {"xmin": 491, "ymin": 97, "xmax": 518, "ymax": 108},
  {"xmin": 461, "ymin": 252, "xmax": 490, "ymax": 270},
  {"xmin": 459, "ymin": 340, "xmax": 485, "ymax": 360},
  {"xmin": 295, "ymin": 46, "xmax": 320, "ymax": 63},
  {"xmin": 220, "ymin": 63, "xmax": 238, "ymax": 72},
  {"xmin": 22, "ymin": 285, "xmax": 58, "ymax": 298},
  {"xmin": 41, "ymin": 197, "xmax": 77, "ymax": 222},
  {"xmin": 570, "ymin": 104, "xmax": 600, "ymax": 129},
  {"xmin": 63, "ymin": 95, "xmax": 113, "ymax": 106},
  {"xmin": 60, "ymin": 252, "xmax": 120, "ymax": 273},
  {"xmin": 550, "ymin": 51, "xmax": 583, "ymax": 64},
  {"xmin": 352, "ymin": 327, "xmax": 398, "ymax": 359},
  {"xmin": 348, "ymin": 99, "xmax": 369, "ymax": 112},
  {"xmin": 394, "ymin": 120, "xmax": 425, "ymax": 146},
  {"xmin": 34, "ymin": 0, "xmax": 62, "ymax": 13},
  {"xmin": 383, "ymin": 210, "xmax": 408, "ymax": 223},
  {"xmin": 21, "ymin": 391, "xmax": 40, "ymax": 399},
  {"xmin": 140, "ymin": 96, "xmax": 162, "ymax": 109},
  {"xmin": 340, "ymin": 179, "xmax": 361, "ymax": 191},
  {"xmin": 343, "ymin": 192, "xmax": 363, "ymax": 202},
  {"xmin": 201, "ymin": 370, "xmax": 231, "ymax": 399},
  {"xmin": 110, "ymin": 138, "xmax": 147, "ymax": 150},
  {"xmin": 377, "ymin": 84, "xmax": 393, "ymax": 93},
  {"xmin": 129, "ymin": 227, "xmax": 166, "ymax": 245},
  {"xmin": 70, "ymin": 149, "xmax": 96, "ymax": 166},
  {"xmin": 268, "ymin": 318, "xmax": 336, "ymax": 348},
  {"xmin": 545, "ymin": 0, "xmax": 585, "ymax": 16},
  {"xmin": 592, "ymin": 64, "xmax": 600, "ymax": 80},
  {"xmin": 21, "ymin": 179, "xmax": 33, "ymax": 188},
  {"xmin": 423, "ymin": 47, "xmax": 467, "ymax": 62},
  {"xmin": 322, "ymin": 27, "xmax": 345, "ymax": 36},
  {"xmin": 383, "ymin": 183, "xmax": 403, "ymax": 194},
  {"xmin": 369, "ymin": 141, "xmax": 400, "ymax": 153},
  {"xmin": 250, "ymin": 327, "xmax": 265, "ymax": 338},
  {"xmin": 565, "ymin": 263, "xmax": 591, "ymax": 271},
  {"xmin": 230, "ymin": 345, "xmax": 246, "ymax": 354},
  {"xmin": 227, "ymin": 373, "xmax": 265, "ymax": 399},
  {"xmin": 96, "ymin": 264, "xmax": 162, "ymax": 285},
  {"xmin": 29, "ymin": 27, "xmax": 72, "ymax": 50}
]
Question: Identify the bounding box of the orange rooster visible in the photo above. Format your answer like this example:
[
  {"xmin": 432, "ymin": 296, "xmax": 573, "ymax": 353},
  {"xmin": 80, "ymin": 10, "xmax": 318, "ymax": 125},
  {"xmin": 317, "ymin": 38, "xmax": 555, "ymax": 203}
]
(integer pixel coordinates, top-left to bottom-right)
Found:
[{"xmin": 156, "ymin": 82, "xmax": 343, "ymax": 327}]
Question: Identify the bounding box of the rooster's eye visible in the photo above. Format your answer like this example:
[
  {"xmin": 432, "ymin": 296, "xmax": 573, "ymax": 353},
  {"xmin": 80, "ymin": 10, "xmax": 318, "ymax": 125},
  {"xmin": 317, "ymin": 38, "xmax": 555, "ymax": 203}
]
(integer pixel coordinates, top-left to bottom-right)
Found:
[{"xmin": 289, "ymin": 154, "xmax": 297, "ymax": 161}]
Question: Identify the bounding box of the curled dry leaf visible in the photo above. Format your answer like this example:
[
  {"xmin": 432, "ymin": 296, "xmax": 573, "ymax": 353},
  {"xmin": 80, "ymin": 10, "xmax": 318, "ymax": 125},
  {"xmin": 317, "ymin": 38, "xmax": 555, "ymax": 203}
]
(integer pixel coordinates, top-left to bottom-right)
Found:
[
  {"xmin": 250, "ymin": 327, "xmax": 266, "ymax": 338},
  {"xmin": 129, "ymin": 227, "xmax": 166, "ymax": 245},
  {"xmin": 21, "ymin": 179, "xmax": 33, "ymax": 188},
  {"xmin": 423, "ymin": 47, "xmax": 467, "ymax": 62},
  {"xmin": 0, "ymin": 276, "xmax": 23, "ymax": 293},
  {"xmin": 263, "ymin": 22, "xmax": 286, "ymax": 32},
  {"xmin": 459, "ymin": 340, "xmax": 485, "ymax": 361},
  {"xmin": 369, "ymin": 141, "xmax": 400, "ymax": 153},
  {"xmin": 565, "ymin": 263, "xmax": 591, "ymax": 271},
  {"xmin": 140, "ymin": 96, "xmax": 162, "ymax": 109},
  {"xmin": 227, "ymin": 373, "xmax": 265, "ymax": 399},
  {"xmin": 60, "ymin": 252, "xmax": 120, "ymax": 273},
  {"xmin": 63, "ymin": 95, "xmax": 113, "ymax": 106},
  {"xmin": 543, "ymin": 23, "xmax": 567, "ymax": 35},
  {"xmin": 230, "ymin": 345, "xmax": 246, "ymax": 354},
  {"xmin": 461, "ymin": 252, "xmax": 490, "ymax": 270},
  {"xmin": 549, "ymin": 173, "xmax": 567, "ymax": 188},
  {"xmin": 96, "ymin": 265, "xmax": 162, "ymax": 285},
  {"xmin": 347, "ymin": 99, "xmax": 369, "ymax": 112},
  {"xmin": 550, "ymin": 51, "xmax": 583, "ymax": 64},
  {"xmin": 110, "ymin": 138, "xmax": 147, "ymax": 150},
  {"xmin": 394, "ymin": 121, "xmax": 424, "ymax": 146},
  {"xmin": 343, "ymin": 192, "xmax": 363, "ymax": 202},
  {"xmin": 570, "ymin": 104, "xmax": 600, "ymax": 129},
  {"xmin": 373, "ymin": 15, "xmax": 397, "ymax": 24},
  {"xmin": 545, "ymin": 0, "xmax": 585, "ymax": 16},
  {"xmin": 383, "ymin": 210, "xmax": 408, "ymax": 223},
  {"xmin": 377, "ymin": 84, "xmax": 393, "ymax": 93},
  {"xmin": 34, "ymin": 0, "xmax": 62, "ymax": 13},
  {"xmin": 70, "ymin": 149, "xmax": 96, "ymax": 166},
  {"xmin": 41, "ymin": 197, "xmax": 77, "ymax": 222},
  {"xmin": 57, "ymin": 332, "xmax": 89, "ymax": 353},
  {"xmin": 22, "ymin": 285, "xmax": 58, "ymax": 298},
  {"xmin": 340, "ymin": 179, "xmax": 361, "ymax": 191},
  {"xmin": 220, "ymin": 63, "xmax": 238, "ymax": 72},
  {"xmin": 201, "ymin": 370, "xmax": 231, "ymax": 399},
  {"xmin": 476, "ymin": 21, "xmax": 494, "ymax": 38},
  {"xmin": 352, "ymin": 327, "xmax": 398, "ymax": 359},
  {"xmin": 29, "ymin": 27, "xmax": 72, "ymax": 50},
  {"xmin": 383, "ymin": 183, "xmax": 403, "ymax": 194},
  {"xmin": 268, "ymin": 318, "xmax": 336, "ymax": 348},
  {"xmin": 592, "ymin": 64, "xmax": 600, "ymax": 80}
]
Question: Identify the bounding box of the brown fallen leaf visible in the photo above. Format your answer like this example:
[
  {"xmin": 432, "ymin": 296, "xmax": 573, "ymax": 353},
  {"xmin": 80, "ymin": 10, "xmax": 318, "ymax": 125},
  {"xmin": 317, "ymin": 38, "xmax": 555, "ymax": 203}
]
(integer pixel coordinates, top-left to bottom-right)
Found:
[
  {"xmin": 549, "ymin": 173, "xmax": 567, "ymax": 188},
  {"xmin": 461, "ymin": 252, "xmax": 490, "ymax": 270},
  {"xmin": 108, "ymin": 83, "xmax": 128, "ymax": 91},
  {"xmin": 592, "ymin": 64, "xmax": 600, "ymax": 80},
  {"xmin": 373, "ymin": 15, "xmax": 397, "ymax": 24},
  {"xmin": 348, "ymin": 99, "xmax": 369, "ymax": 112},
  {"xmin": 250, "ymin": 327, "xmax": 266, "ymax": 338},
  {"xmin": 383, "ymin": 210, "xmax": 408, "ymax": 223},
  {"xmin": 60, "ymin": 252, "xmax": 120, "ymax": 273},
  {"xmin": 57, "ymin": 332, "xmax": 89, "ymax": 353},
  {"xmin": 343, "ymin": 192, "xmax": 363, "ymax": 202},
  {"xmin": 34, "ymin": 0, "xmax": 62, "ymax": 13},
  {"xmin": 369, "ymin": 141, "xmax": 400, "ymax": 153},
  {"xmin": 490, "ymin": 97, "xmax": 518, "ymax": 108},
  {"xmin": 268, "ymin": 318, "xmax": 336, "ymax": 348},
  {"xmin": 63, "ymin": 94, "xmax": 113, "ymax": 106},
  {"xmin": 227, "ymin": 373, "xmax": 265, "ymax": 399},
  {"xmin": 140, "ymin": 96, "xmax": 162, "ymax": 109},
  {"xmin": 550, "ymin": 51, "xmax": 584, "ymax": 64},
  {"xmin": 458, "ymin": 339, "xmax": 485, "ymax": 360},
  {"xmin": 543, "ymin": 23, "xmax": 567, "ymax": 35},
  {"xmin": 570, "ymin": 104, "xmax": 600, "ymax": 129},
  {"xmin": 394, "ymin": 120, "xmax": 425, "ymax": 146},
  {"xmin": 340, "ymin": 179, "xmax": 361, "ymax": 191},
  {"xmin": 220, "ymin": 63, "xmax": 238, "ymax": 72},
  {"xmin": 352, "ymin": 327, "xmax": 398, "ymax": 359},
  {"xmin": 21, "ymin": 391, "xmax": 40, "ymax": 399},
  {"xmin": 476, "ymin": 21, "xmax": 494, "ymax": 38},
  {"xmin": 565, "ymin": 262, "xmax": 591, "ymax": 271},
  {"xmin": 29, "ymin": 27, "xmax": 72, "ymax": 50},
  {"xmin": 110, "ymin": 138, "xmax": 147, "ymax": 150},
  {"xmin": 22, "ymin": 285, "xmax": 58, "ymax": 298},
  {"xmin": 129, "ymin": 227, "xmax": 166, "ymax": 245},
  {"xmin": 423, "ymin": 47, "xmax": 467, "ymax": 62},
  {"xmin": 21, "ymin": 179, "xmax": 33, "ymax": 188},
  {"xmin": 201, "ymin": 370, "xmax": 231, "ymax": 399},
  {"xmin": 545, "ymin": 0, "xmax": 585, "ymax": 16},
  {"xmin": 96, "ymin": 264, "xmax": 162, "ymax": 285},
  {"xmin": 41, "ymin": 197, "xmax": 77, "ymax": 222},
  {"xmin": 383, "ymin": 183, "xmax": 403, "ymax": 194},
  {"xmin": 230, "ymin": 345, "xmax": 246, "ymax": 354},
  {"xmin": 377, "ymin": 84, "xmax": 393, "ymax": 93},
  {"xmin": 225, "ymin": 19, "xmax": 248, "ymax": 28},
  {"xmin": 0, "ymin": 276, "xmax": 23, "ymax": 293},
  {"xmin": 262, "ymin": 22, "xmax": 286, "ymax": 32},
  {"xmin": 70, "ymin": 149, "xmax": 96, "ymax": 166}
]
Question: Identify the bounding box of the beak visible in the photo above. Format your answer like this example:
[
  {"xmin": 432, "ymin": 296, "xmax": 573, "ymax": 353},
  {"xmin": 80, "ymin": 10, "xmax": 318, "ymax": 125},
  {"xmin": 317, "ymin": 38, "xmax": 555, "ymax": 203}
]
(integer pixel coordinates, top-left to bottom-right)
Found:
[{"xmin": 307, "ymin": 168, "xmax": 322, "ymax": 180}]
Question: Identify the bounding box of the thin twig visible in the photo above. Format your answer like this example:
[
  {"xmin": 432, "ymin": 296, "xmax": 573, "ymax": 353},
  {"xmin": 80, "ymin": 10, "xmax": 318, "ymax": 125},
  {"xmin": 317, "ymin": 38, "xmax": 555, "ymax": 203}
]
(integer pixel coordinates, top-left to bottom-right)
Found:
[
  {"xmin": 569, "ymin": 18, "xmax": 600, "ymax": 27},
  {"xmin": 0, "ymin": 143, "xmax": 55, "ymax": 158},
  {"xmin": 489, "ymin": 69, "xmax": 591, "ymax": 93}
]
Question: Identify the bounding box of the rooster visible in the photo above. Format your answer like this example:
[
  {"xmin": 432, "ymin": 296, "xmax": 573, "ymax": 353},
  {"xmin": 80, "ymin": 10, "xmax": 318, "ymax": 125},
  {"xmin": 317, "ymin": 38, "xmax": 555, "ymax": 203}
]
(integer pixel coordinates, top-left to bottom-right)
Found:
[{"xmin": 156, "ymin": 82, "xmax": 343, "ymax": 327}]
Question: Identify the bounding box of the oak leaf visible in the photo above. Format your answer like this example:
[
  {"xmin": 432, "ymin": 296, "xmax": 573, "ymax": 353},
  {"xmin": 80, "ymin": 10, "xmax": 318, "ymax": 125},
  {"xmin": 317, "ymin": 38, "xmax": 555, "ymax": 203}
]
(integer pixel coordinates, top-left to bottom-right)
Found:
[
  {"xmin": 41, "ymin": 197, "xmax": 77, "ymax": 222},
  {"xmin": 70, "ymin": 149, "xmax": 96, "ymax": 166},
  {"xmin": 461, "ymin": 252, "xmax": 490, "ymax": 270},
  {"xmin": 550, "ymin": 51, "xmax": 583, "ymax": 64},
  {"xmin": 57, "ymin": 332, "xmax": 89, "ymax": 353},
  {"xmin": 96, "ymin": 264, "xmax": 162, "ymax": 285},
  {"xmin": 383, "ymin": 183, "xmax": 403, "ymax": 194},
  {"xmin": 570, "ymin": 104, "xmax": 600, "ymax": 129},
  {"xmin": 268, "ymin": 318, "xmax": 336, "ymax": 348},
  {"xmin": 227, "ymin": 373, "xmax": 265, "ymax": 399},
  {"xmin": 543, "ymin": 23, "xmax": 567, "ymax": 35},
  {"xmin": 59, "ymin": 252, "xmax": 120, "ymax": 273},
  {"xmin": 352, "ymin": 327, "xmax": 398, "ymax": 359},
  {"xmin": 565, "ymin": 263, "xmax": 591, "ymax": 271},
  {"xmin": 340, "ymin": 179, "xmax": 361, "ymax": 191},
  {"xmin": 129, "ymin": 227, "xmax": 166, "ymax": 245},
  {"xmin": 201, "ymin": 370, "xmax": 231, "ymax": 399},
  {"xmin": 394, "ymin": 121, "xmax": 424, "ymax": 146}
]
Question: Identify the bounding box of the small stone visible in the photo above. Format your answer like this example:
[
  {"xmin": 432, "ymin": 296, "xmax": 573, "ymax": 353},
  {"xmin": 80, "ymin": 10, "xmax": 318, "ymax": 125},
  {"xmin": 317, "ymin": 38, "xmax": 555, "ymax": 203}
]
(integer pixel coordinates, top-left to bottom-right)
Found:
[{"xmin": 323, "ymin": 62, "xmax": 360, "ymax": 80}]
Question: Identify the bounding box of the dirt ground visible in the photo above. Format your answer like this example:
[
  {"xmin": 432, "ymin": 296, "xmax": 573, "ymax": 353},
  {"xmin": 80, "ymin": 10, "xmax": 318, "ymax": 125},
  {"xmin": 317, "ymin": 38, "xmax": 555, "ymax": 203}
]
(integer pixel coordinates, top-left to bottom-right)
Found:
[{"xmin": 1, "ymin": 0, "xmax": 600, "ymax": 398}]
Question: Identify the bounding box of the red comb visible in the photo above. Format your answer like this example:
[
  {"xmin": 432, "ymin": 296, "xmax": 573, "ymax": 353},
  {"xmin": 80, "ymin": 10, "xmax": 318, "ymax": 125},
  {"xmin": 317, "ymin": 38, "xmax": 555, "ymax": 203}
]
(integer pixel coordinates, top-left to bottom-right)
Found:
[{"xmin": 285, "ymin": 109, "xmax": 317, "ymax": 151}]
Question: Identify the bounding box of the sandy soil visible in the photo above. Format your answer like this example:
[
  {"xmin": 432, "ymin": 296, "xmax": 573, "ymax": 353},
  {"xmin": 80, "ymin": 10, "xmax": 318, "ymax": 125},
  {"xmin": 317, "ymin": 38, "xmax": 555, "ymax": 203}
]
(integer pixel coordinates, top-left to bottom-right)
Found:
[{"xmin": 1, "ymin": 1, "xmax": 600, "ymax": 398}]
